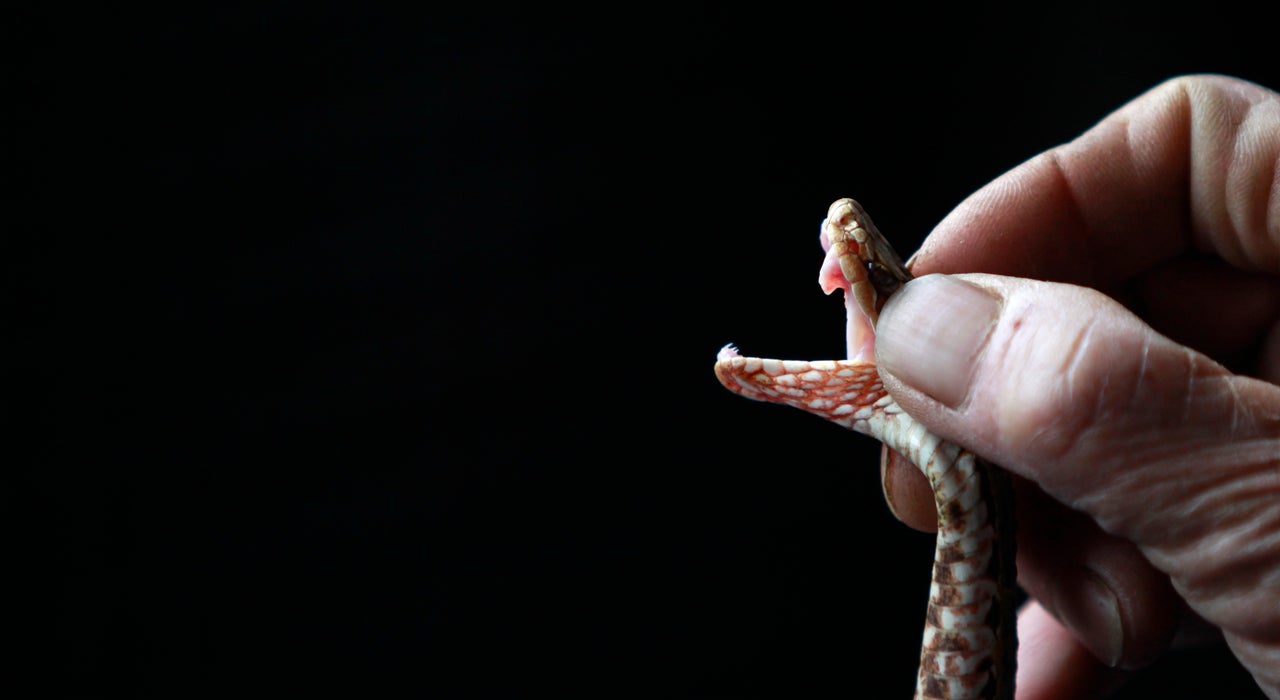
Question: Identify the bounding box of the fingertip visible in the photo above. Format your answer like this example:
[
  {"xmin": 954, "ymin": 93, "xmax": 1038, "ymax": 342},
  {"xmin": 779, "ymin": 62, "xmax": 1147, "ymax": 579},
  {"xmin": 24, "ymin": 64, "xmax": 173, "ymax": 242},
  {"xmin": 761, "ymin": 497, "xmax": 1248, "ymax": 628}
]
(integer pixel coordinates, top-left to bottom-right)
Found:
[
  {"xmin": 1016, "ymin": 499, "xmax": 1181, "ymax": 671},
  {"xmin": 880, "ymin": 445, "xmax": 937, "ymax": 533},
  {"xmin": 877, "ymin": 275, "xmax": 1000, "ymax": 409},
  {"xmin": 1016, "ymin": 600, "xmax": 1131, "ymax": 700}
]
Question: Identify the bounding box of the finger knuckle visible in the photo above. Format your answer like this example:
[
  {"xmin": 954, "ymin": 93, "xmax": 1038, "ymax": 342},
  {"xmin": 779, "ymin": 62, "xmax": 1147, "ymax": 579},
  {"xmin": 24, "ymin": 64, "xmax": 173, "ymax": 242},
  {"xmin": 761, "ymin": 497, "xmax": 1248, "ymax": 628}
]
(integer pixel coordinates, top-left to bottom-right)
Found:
[{"xmin": 985, "ymin": 288, "xmax": 1143, "ymax": 469}]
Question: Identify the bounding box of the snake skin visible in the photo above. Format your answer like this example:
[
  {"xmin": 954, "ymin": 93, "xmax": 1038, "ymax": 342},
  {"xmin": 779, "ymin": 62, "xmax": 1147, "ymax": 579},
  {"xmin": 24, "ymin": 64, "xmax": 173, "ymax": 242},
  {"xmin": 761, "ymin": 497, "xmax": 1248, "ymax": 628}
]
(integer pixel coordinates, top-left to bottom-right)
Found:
[{"xmin": 714, "ymin": 199, "xmax": 1016, "ymax": 699}]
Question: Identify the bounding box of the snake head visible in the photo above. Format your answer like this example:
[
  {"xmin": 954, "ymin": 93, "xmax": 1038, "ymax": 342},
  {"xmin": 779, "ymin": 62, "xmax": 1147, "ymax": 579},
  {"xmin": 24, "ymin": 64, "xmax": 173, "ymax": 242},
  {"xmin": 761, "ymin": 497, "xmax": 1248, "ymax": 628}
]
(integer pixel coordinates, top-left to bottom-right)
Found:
[{"xmin": 819, "ymin": 198, "xmax": 912, "ymax": 361}]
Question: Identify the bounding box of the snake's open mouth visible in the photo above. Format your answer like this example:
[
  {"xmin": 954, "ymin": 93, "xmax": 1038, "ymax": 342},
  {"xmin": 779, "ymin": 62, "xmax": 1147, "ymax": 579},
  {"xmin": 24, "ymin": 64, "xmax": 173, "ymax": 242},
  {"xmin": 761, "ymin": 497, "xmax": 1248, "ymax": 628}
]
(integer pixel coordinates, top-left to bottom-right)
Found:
[
  {"xmin": 717, "ymin": 200, "xmax": 899, "ymax": 375},
  {"xmin": 819, "ymin": 222, "xmax": 878, "ymax": 364}
]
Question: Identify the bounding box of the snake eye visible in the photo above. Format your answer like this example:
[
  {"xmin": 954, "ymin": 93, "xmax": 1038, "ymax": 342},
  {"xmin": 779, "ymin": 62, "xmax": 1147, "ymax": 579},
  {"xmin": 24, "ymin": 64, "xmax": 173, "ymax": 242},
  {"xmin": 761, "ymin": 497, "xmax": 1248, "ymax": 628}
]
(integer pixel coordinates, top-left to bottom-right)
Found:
[{"xmin": 866, "ymin": 262, "xmax": 903, "ymax": 300}]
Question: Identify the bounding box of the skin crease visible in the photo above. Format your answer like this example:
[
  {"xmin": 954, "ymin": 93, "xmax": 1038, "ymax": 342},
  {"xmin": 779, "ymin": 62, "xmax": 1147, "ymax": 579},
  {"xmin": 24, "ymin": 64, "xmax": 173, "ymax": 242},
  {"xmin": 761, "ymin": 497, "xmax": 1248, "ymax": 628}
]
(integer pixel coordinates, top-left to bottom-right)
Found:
[{"xmin": 872, "ymin": 75, "xmax": 1280, "ymax": 699}]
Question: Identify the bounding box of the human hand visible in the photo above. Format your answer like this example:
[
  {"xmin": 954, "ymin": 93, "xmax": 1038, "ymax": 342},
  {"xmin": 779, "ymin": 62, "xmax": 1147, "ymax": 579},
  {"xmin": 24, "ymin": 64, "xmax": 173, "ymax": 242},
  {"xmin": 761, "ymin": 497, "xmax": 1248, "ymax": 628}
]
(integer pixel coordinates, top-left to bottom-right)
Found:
[{"xmin": 872, "ymin": 75, "xmax": 1280, "ymax": 699}]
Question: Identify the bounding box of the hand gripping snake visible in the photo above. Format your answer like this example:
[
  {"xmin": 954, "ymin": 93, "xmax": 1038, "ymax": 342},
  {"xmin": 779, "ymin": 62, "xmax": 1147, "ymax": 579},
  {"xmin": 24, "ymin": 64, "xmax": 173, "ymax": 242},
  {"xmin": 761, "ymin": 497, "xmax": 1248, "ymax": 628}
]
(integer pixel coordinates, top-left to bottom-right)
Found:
[{"xmin": 714, "ymin": 199, "xmax": 1017, "ymax": 700}]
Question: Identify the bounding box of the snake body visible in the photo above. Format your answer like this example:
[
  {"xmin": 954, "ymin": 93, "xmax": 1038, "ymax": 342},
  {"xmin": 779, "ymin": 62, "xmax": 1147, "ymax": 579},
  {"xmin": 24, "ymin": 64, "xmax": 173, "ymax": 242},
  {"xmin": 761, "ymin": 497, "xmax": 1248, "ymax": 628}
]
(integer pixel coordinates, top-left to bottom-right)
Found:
[{"xmin": 714, "ymin": 199, "xmax": 1017, "ymax": 700}]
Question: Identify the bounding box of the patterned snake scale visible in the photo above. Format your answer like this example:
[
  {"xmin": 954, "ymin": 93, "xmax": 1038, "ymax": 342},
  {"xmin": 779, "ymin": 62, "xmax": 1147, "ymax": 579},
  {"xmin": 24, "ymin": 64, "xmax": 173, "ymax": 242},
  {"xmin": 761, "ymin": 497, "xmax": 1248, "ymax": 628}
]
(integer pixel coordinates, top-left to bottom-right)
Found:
[{"xmin": 714, "ymin": 199, "xmax": 1017, "ymax": 700}]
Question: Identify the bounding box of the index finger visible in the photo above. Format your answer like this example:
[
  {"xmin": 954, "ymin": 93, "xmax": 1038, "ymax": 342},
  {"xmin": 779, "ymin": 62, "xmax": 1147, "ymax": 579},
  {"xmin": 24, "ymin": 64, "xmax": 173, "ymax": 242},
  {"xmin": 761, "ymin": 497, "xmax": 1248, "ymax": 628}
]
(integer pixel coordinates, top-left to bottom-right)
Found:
[{"xmin": 909, "ymin": 74, "xmax": 1280, "ymax": 286}]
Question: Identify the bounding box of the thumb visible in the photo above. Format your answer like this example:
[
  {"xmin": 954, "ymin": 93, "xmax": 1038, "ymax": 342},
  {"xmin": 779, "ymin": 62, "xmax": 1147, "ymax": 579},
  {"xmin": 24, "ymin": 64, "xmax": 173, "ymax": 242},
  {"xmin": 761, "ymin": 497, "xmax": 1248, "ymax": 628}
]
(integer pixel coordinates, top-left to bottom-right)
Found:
[{"xmin": 875, "ymin": 273, "xmax": 1280, "ymax": 695}]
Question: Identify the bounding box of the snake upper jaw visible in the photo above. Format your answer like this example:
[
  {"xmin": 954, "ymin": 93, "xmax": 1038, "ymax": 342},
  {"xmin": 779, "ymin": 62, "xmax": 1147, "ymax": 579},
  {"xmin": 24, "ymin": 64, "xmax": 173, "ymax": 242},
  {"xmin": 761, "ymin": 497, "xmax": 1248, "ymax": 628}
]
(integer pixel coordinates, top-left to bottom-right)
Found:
[
  {"xmin": 820, "ymin": 214, "xmax": 878, "ymax": 364},
  {"xmin": 819, "ymin": 198, "xmax": 913, "ymax": 364},
  {"xmin": 820, "ymin": 251, "xmax": 877, "ymax": 365}
]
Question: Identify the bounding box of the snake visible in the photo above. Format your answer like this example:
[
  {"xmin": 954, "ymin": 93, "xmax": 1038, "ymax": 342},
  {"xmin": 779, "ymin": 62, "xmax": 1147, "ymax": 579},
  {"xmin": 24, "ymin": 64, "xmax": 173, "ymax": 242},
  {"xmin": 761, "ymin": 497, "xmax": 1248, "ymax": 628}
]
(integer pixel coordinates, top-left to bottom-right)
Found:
[{"xmin": 713, "ymin": 198, "xmax": 1017, "ymax": 700}]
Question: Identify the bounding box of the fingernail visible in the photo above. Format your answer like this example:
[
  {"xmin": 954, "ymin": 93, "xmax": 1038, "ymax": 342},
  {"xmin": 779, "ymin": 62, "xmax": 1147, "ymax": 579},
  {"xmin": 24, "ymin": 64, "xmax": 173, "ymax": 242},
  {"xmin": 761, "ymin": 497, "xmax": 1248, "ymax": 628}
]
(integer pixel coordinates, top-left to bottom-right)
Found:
[
  {"xmin": 876, "ymin": 275, "xmax": 998, "ymax": 408},
  {"xmin": 1060, "ymin": 569, "xmax": 1124, "ymax": 667}
]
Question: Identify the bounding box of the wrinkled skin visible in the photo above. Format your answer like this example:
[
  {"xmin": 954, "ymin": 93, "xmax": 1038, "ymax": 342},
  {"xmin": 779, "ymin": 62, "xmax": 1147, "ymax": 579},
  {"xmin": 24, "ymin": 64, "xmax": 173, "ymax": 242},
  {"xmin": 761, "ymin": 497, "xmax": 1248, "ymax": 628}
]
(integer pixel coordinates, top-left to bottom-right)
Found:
[{"xmin": 874, "ymin": 74, "xmax": 1280, "ymax": 699}]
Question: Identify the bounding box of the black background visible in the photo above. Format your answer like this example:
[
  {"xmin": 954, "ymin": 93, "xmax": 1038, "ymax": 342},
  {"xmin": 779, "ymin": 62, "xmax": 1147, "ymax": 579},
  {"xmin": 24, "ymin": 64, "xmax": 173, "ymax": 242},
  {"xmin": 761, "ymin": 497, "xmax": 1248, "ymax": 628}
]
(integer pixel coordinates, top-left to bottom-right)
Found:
[{"xmin": 14, "ymin": 4, "xmax": 1277, "ymax": 697}]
